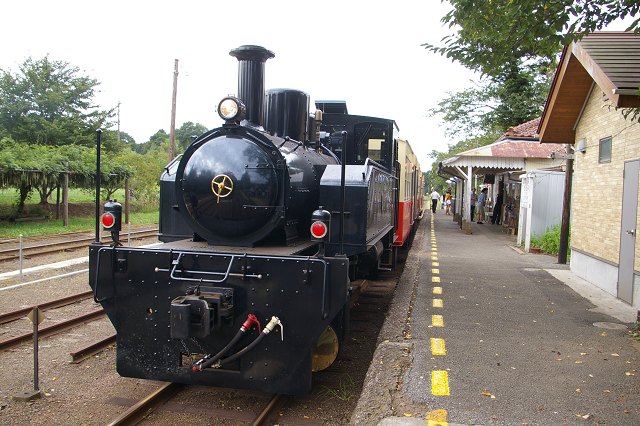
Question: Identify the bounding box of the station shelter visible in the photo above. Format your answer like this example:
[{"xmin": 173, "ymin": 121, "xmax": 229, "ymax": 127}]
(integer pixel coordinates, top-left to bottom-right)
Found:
[{"xmin": 437, "ymin": 118, "xmax": 566, "ymax": 237}]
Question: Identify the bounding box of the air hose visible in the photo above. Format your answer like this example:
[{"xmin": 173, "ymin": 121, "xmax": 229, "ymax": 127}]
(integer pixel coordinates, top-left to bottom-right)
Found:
[
  {"xmin": 192, "ymin": 314, "xmax": 259, "ymax": 371},
  {"xmin": 217, "ymin": 316, "xmax": 282, "ymax": 368}
]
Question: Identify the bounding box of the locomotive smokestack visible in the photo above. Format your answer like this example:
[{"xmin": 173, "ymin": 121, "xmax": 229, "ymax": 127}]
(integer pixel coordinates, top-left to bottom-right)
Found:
[{"xmin": 229, "ymin": 45, "xmax": 275, "ymax": 127}]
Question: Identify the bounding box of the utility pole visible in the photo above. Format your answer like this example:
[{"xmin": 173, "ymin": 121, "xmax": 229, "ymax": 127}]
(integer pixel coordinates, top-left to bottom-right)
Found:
[
  {"xmin": 169, "ymin": 59, "xmax": 179, "ymax": 162},
  {"xmin": 558, "ymin": 143, "xmax": 574, "ymax": 264},
  {"xmin": 116, "ymin": 101, "xmax": 121, "ymax": 142}
]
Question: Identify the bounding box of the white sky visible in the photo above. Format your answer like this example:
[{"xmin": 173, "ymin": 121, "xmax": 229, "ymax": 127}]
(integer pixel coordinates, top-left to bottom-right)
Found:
[
  {"xmin": 2, "ymin": 0, "xmax": 480, "ymax": 167},
  {"xmin": 1, "ymin": 1, "xmax": 634, "ymax": 169}
]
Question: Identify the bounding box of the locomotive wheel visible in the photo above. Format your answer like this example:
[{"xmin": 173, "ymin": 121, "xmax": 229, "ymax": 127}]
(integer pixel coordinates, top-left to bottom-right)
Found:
[{"xmin": 311, "ymin": 325, "xmax": 339, "ymax": 372}]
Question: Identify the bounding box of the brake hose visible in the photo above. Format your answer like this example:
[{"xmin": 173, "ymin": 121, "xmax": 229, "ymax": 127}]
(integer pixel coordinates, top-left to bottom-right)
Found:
[
  {"xmin": 217, "ymin": 316, "xmax": 283, "ymax": 368},
  {"xmin": 192, "ymin": 314, "xmax": 259, "ymax": 371}
]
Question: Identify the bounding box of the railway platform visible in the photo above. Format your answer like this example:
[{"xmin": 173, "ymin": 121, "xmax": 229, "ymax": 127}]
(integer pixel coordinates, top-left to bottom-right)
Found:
[{"xmin": 351, "ymin": 210, "xmax": 639, "ymax": 426}]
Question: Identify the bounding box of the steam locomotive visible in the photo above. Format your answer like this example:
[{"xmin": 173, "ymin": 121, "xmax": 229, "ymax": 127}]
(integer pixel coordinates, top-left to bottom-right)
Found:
[{"xmin": 89, "ymin": 45, "xmax": 423, "ymax": 395}]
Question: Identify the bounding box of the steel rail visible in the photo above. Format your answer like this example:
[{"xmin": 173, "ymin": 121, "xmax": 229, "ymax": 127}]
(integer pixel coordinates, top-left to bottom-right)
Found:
[
  {"xmin": 349, "ymin": 279, "xmax": 369, "ymax": 308},
  {"xmin": 70, "ymin": 334, "xmax": 116, "ymax": 364},
  {"xmin": 0, "ymin": 290, "xmax": 94, "ymax": 325},
  {"xmin": 0, "ymin": 229, "xmax": 158, "ymax": 261},
  {"xmin": 0, "ymin": 309, "xmax": 106, "ymax": 352},
  {"xmin": 106, "ymin": 382, "xmax": 185, "ymax": 426},
  {"xmin": 0, "ymin": 230, "xmax": 97, "ymax": 246},
  {"xmin": 251, "ymin": 393, "xmax": 287, "ymax": 426}
]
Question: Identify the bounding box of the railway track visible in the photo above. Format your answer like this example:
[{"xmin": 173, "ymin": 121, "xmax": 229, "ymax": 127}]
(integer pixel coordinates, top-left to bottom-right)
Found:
[
  {"xmin": 0, "ymin": 290, "xmax": 93, "ymax": 325},
  {"xmin": 0, "ymin": 229, "xmax": 158, "ymax": 261},
  {"xmin": 0, "ymin": 290, "xmax": 114, "ymax": 358},
  {"xmin": 0, "ymin": 235, "xmax": 412, "ymax": 425},
  {"xmin": 107, "ymin": 384, "xmax": 289, "ymax": 426}
]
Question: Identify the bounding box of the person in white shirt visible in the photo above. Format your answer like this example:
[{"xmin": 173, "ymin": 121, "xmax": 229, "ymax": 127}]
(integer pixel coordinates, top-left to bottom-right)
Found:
[{"xmin": 430, "ymin": 189, "xmax": 440, "ymax": 214}]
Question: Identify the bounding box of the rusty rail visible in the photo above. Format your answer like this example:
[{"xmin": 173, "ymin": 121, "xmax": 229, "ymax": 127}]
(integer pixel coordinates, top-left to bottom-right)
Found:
[
  {"xmin": 0, "ymin": 309, "xmax": 105, "ymax": 352},
  {"xmin": 70, "ymin": 334, "xmax": 116, "ymax": 364},
  {"xmin": 0, "ymin": 290, "xmax": 93, "ymax": 325}
]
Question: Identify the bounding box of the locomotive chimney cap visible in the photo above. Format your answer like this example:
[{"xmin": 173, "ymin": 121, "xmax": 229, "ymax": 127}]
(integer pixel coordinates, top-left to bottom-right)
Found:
[{"xmin": 229, "ymin": 45, "xmax": 275, "ymax": 61}]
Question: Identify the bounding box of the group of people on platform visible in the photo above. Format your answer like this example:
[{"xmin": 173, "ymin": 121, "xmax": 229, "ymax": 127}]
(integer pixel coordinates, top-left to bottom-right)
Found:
[{"xmin": 429, "ymin": 186, "xmax": 503, "ymax": 225}]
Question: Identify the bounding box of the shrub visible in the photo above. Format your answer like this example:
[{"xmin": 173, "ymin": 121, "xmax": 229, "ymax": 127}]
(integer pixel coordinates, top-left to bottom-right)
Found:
[{"xmin": 531, "ymin": 224, "xmax": 570, "ymax": 256}]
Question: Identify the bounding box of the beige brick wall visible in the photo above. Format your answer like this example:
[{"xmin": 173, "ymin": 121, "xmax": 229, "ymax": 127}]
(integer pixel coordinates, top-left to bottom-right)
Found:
[{"xmin": 573, "ymin": 87, "xmax": 640, "ymax": 270}]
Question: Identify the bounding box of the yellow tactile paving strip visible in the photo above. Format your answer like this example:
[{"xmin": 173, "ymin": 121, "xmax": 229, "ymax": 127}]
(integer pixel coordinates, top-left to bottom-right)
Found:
[{"xmin": 428, "ymin": 214, "xmax": 450, "ymax": 423}]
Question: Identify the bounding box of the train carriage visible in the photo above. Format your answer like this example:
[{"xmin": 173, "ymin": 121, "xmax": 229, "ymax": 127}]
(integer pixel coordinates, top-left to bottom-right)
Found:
[{"xmin": 394, "ymin": 137, "xmax": 423, "ymax": 249}]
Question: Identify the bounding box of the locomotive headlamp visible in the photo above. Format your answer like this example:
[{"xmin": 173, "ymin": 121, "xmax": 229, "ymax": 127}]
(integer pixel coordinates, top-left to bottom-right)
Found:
[{"xmin": 218, "ymin": 97, "xmax": 246, "ymax": 122}]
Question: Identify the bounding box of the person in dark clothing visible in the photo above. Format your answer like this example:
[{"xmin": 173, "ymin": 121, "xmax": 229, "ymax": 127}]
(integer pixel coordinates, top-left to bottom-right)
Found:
[
  {"xmin": 470, "ymin": 188, "xmax": 478, "ymax": 221},
  {"xmin": 492, "ymin": 192, "xmax": 503, "ymax": 225}
]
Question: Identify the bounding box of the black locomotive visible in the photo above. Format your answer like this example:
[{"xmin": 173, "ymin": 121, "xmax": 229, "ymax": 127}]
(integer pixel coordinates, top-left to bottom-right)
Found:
[{"xmin": 89, "ymin": 45, "xmax": 405, "ymax": 395}]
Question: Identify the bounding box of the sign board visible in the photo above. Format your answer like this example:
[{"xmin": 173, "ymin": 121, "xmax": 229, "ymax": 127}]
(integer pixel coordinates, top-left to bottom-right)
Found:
[{"xmin": 27, "ymin": 308, "xmax": 46, "ymax": 325}]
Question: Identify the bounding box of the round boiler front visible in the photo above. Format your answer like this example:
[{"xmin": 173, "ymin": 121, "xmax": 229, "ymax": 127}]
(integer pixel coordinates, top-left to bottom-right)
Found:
[{"xmin": 178, "ymin": 133, "xmax": 280, "ymax": 240}]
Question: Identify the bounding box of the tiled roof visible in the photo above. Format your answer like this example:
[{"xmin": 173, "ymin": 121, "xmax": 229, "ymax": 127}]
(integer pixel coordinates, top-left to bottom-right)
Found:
[
  {"xmin": 497, "ymin": 117, "xmax": 541, "ymax": 141},
  {"xmin": 490, "ymin": 139, "xmax": 566, "ymax": 157}
]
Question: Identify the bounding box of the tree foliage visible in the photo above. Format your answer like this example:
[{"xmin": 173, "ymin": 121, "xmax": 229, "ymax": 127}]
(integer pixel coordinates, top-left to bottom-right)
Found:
[
  {"xmin": 429, "ymin": 62, "xmax": 551, "ymax": 139},
  {"xmin": 0, "ymin": 138, "xmax": 134, "ymax": 211},
  {"xmin": 426, "ymin": 132, "xmax": 502, "ymax": 192},
  {"xmin": 0, "ymin": 56, "xmax": 113, "ymax": 146},
  {"xmin": 176, "ymin": 121, "xmax": 208, "ymax": 152},
  {"xmin": 424, "ymin": 0, "xmax": 639, "ymax": 77},
  {"xmin": 133, "ymin": 122, "xmax": 208, "ymax": 155}
]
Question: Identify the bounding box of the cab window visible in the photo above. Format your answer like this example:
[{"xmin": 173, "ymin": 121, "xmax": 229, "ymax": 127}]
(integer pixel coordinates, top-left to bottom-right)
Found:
[{"xmin": 354, "ymin": 124, "xmax": 388, "ymax": 168}]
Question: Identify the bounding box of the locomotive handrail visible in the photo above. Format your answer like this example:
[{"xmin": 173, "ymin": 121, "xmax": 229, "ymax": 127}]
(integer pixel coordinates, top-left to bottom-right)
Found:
[
  {"xmin": 154, "ymin": 251, "xmax": 331, "ymax": 317},
  {"xmin": 164, "ymin": 154, "xmax": 183, "ymax": 176},
  {"xmin": 156, "ymin": 252, "xmax": 264, "ymax": 284},
  {"xmin": 156, "ymin": 253, "xmax": 262, "ymax": 283}
]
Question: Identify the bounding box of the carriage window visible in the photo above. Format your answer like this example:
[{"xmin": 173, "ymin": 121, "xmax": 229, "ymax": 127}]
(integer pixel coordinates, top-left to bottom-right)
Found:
[{"xmin": 354, "ymin": 125, "xmax": 388, "ymax": 167}]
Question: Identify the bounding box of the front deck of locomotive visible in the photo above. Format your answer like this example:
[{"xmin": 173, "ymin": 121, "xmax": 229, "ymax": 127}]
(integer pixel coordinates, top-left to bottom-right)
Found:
[{"xmin": 89, "ymin": 239, "xmax": 348, "ymax": 395}]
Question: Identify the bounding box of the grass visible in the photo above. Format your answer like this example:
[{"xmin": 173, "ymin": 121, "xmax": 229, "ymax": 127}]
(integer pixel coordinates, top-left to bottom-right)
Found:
[
  {"xmin": 0, "ymin": 187, "xmax": 127, "ymax": 205},
  {"xmin": 317, "ymin": 375, "xmax": 358, "ymax": 401},
  {"xmin": 0, "ymin": 209, "xmax": 158, "ymax": 238},
  {"xmin": 630, "ymin": 322, "xmax": 640, "ymax": 342}
]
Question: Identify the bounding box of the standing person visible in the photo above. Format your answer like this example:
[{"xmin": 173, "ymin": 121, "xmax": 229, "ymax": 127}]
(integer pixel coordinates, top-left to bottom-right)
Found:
[
  {"xmin": 445, "ymin": 189, "xmax": 452, "ymax": 215},
  {"xmin": 430, "ymin": 188, "xmax": 440, "ymax": 214},
  {"xmin": 477, "ymin": 187, "xmax": 488, "ymax": 224},
  {"xmin": 491, "ymin": 192, "xmax": 503, "ymax": 225},
  {"xmin": 470, "ymin": 188, "xmax": 478, "ymax": 221}
]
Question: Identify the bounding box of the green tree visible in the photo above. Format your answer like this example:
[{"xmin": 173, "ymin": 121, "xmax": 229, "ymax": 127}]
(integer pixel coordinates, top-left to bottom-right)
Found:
[
  {"xmin": 0, "ymin": 138, "xmax": 134, "ymax": 211},
  {"xmin": 133, "ymin": 129, "xmax": 168, "ymax": 154},
  {"xmin": 424, "ymin": 0, "xmax": 639, "ymax": 77},
  {"xmin": 430, "ymin": 62, "xmax": 552, "ymax": 139},
  {"xmin": 119, "ymin": 149, "xmax": 166, "ymax": 203},
  {"xmin": 0, "ymin": 55, "xmax": 113, "ymax": 146},
  {"xmin": 176, "ymin": 121, "xmax": 208, "ymax": 153}
]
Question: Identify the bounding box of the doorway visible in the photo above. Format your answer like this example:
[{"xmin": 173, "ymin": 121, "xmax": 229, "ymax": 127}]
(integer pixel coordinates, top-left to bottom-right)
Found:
[{"xmin": 617, "ymin": 159, "xmax": 639, "ymax": 304}]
